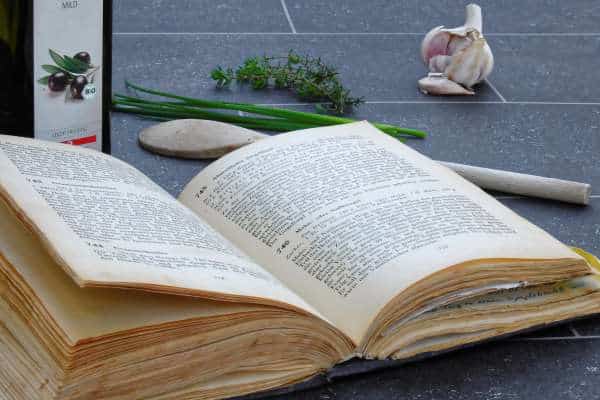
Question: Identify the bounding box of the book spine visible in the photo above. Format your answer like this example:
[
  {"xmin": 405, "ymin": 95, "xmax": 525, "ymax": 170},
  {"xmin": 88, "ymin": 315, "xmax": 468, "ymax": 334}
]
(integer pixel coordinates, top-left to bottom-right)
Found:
[{"xmin": 0, "ymin": 0, "xmax": 112, "ymax": 154}]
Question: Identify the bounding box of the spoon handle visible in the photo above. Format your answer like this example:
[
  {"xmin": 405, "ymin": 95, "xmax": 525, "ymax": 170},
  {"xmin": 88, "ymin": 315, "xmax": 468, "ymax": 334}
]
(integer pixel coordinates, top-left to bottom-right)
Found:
[{"xmin": 440, "ymin": 161, "xmax": 591, "ymax": 205}]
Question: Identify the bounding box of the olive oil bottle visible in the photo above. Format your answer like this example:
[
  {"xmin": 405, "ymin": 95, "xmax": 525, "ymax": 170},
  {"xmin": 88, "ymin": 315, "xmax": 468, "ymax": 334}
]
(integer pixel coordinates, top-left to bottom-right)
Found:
[{"xmin": 0, "ymin": 0, "xmax": 112, "ymax": 153}]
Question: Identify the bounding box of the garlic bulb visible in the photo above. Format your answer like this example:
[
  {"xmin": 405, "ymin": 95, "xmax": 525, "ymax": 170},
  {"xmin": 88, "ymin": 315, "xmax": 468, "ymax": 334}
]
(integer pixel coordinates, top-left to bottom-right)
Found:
[{"xmin": 418, "ymin": 4, "xmax": 494, "ymax": 95}]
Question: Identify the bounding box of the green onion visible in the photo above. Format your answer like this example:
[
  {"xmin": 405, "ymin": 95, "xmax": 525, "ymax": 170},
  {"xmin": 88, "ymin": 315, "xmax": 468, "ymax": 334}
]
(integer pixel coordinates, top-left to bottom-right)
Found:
[
  {"xmin": 112, "ymin": 82, "xmax": 427, "ymax": 140},
  {"xmin": 115, "ymin": 102, "xmax": 318, "ymax": 132}
]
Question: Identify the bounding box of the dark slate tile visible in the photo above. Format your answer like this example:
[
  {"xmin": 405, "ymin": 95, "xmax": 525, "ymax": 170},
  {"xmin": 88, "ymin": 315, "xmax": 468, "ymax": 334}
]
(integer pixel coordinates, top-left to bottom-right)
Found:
[
  {"xmin": 573, "ymin": 316, "xmax": 600, "ymax": 336},
  {"xmin": 488, "ymin": 35, "xmax": 600, "ymax": 102},
  {"xmin": 285, "ymin": 0, "xmax": 600, "ymax": 34},
  {"xmin": 496, "ymin": 198, "xmax": 599, "ymax": 254},
  {"xmin": 111, "ymin": 101, "xmax": 600, "ymax": 210},
  {"xmin": 111, "ymin": 34, "xmax": 501, "ymax": 104},
  {"xmin": 269, "ymin": 340, "xmax": 600, "ymax": 400},
  {"xmin": 346, "ymin": 103, "xmax": 600, "ymax": 188},
  {"xmin": 113, "ymin": 0, "xmax": 290, "ymax": 33},
  {"xmin": 112, "ymin": 32, "xmax": 600, "ymax": 104},
  {"xmin": 110, "ymin": 112, "xmax": 280, "ymax": 197},
  {"xmin": 111, "ymin": 114, "xmax": 209, "ymax": 196},
  {"xmin": 514, "ymin": 323, "xmax": 574, "ymax": 339}
]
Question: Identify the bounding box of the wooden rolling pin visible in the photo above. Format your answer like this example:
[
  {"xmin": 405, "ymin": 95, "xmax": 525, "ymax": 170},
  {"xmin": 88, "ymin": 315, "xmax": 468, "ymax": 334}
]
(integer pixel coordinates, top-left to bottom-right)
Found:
[{"xmin": 138, "ymin": 119, "xmax": 592, "ymax": 205}]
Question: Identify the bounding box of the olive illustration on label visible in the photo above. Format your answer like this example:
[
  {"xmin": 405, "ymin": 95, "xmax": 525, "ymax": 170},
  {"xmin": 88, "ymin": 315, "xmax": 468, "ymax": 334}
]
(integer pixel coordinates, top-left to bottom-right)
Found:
[
  {"xmin": 73, "ymin": 51, "xmax": 91, "ymax": 65},
  {"xmin": 70, "ymin": 75, "xmax": 88, "ymax": 99},
  {"xmin": 48, "ymin": 72, "xmax": 69, "ymax": 92},
  {"xmin": 38, "ymin": 49, "xmax": 99, "ymax": 101}
]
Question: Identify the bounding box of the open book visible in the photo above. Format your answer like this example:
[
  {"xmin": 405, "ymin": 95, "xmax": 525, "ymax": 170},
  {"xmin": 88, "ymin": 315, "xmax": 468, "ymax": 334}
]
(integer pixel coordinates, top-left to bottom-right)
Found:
[{"xmin": 1, "ymin": 121, "xmax": 600, "ymax": 400}]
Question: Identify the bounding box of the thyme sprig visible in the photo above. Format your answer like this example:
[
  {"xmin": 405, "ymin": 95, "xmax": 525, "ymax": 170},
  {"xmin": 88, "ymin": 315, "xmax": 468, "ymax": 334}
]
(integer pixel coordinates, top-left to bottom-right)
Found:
[{"xmin": 211, "ymin": 51, "xmax": 363, "ymax": 114}]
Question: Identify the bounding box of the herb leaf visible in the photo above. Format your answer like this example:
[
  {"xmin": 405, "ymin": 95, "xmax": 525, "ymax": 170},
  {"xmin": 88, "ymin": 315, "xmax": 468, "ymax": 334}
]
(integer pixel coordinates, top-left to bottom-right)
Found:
[
  {"xmin": 211, "ymin": 66, "xmax": 234, "ymax": 88},
  {"xmin": 210, "ymin": 51, "xmax": 363, "ymax": 114},
  {"xmin": 41, "ymin": 64, "xmax": 75, "ymax": 77},
  {"xmin": 48, "ymin": 49, "xmax": 88, "ymax": 74},
  {"xmin": 49, "ymin": 49, "xmax": 70, "ymax": 70},
  {"xmin": 42, "ymin": 64, "xmax": 62, "ymax": 74},
  {"xmin": 64, "ymin": 54, "xmax": 90, "ymax": 72}
]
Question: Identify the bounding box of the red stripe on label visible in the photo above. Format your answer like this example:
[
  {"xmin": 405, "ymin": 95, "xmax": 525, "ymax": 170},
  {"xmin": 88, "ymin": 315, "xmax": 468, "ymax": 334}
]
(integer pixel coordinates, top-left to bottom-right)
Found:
[{"xmin": 62, "ymin": 135, "xmax": 97, "ymax": 146}]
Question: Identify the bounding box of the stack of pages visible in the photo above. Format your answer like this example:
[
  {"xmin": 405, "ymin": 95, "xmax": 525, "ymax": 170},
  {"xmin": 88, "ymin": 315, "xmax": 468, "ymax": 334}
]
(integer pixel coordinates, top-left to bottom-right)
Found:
[{"xmin": 1, "ymin": 122, "xmax": 599, "ymax": 400}]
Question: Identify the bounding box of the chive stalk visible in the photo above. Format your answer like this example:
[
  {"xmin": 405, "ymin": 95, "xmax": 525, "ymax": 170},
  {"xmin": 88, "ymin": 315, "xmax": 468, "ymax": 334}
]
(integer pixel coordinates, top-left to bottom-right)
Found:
[
  {"xmin": 113, "ymin": 82, "xmax": 427, "ymax": 139},
  {"xmin": 114, "ymin": 102, "xmax": 318, "ymax": 132}
]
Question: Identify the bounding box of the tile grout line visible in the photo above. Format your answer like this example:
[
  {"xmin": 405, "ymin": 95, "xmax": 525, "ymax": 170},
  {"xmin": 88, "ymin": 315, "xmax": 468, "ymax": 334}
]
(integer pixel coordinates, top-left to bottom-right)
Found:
[
  {"xmin": 509, "ymin": 336, "xmax": 600, "ymax": 341},
  {"xmin": 116, "ymin": 0, "xmax": 123, "ymax": 20},
  {"xmin": 485, "ymin": 79, "xmax": 507, "ymax": 103},
  {"xmin": 487, "ymin": 32, "xmax": 600, "ymax": 37},
  {"xmin": 246, "ymin": 101, "xmax": 600, "ymax": 106},
  {"xmin": 500, "ymin": 101, "xmax": 600, "ymax": 105},
  {"xmin": 494, "ymin": 196, "xmax": 527, "ymax": 200},
  {"xmin": 280, "ymin": 0, "xmax": 297, "ymax": 34},
  {"xmin": 112, "ymin": 32, "xmax": 600, "ymax": 37},
  {"xmin": 569, "ymin": 324, "xmax": 582, "ymax": 337},
  {"xmin": 497, "ymin": 194, "xmax": 600, "ymax": 200}
]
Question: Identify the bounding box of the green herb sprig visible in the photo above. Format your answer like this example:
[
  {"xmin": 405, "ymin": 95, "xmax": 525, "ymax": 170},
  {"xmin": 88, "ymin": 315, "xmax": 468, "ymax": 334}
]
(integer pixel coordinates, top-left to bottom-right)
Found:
[
  {"xmin": 113, "ymin": 82, "xmax": 426, "ymax": 140},
  {"xmin": 211, "ymin": 51, "xmax": 363, "ymax": 114}
]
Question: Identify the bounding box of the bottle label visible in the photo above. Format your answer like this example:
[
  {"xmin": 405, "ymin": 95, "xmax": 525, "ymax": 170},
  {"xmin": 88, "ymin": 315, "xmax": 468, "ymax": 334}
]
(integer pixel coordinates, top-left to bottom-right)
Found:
[{"xmin": 33, "ymin": 0, "xmax": 104, "ymax": 151}]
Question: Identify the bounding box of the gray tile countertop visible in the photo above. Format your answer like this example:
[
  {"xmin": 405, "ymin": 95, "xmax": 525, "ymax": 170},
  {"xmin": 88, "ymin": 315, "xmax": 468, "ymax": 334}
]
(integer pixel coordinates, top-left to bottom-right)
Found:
[{"xmin": 111, "ymin": 1, "xmax": 600, "ymax": 399}]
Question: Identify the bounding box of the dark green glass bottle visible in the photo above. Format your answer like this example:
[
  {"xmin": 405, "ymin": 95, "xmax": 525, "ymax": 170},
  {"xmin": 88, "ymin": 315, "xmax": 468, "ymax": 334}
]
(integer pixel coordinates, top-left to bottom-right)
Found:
[{"xmin": 0, "ymin": 0, "xmax": 111, "ymax": 153}]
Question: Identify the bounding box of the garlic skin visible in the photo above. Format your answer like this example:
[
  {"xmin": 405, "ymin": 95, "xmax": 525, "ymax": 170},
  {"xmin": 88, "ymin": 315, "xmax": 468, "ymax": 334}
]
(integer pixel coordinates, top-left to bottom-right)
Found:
[
  {"xmin": 419, "ymin": 4, "xmax": 494, "ymax": 95},
  {"xmin": 418, "ymin": 73, "xmax": 475, "ymax": 96}
]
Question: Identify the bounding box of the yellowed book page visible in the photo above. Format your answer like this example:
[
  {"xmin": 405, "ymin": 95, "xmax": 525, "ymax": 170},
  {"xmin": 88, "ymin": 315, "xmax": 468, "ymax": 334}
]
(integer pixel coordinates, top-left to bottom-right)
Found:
[
  {"xmin": 0, "ymin": 135, "xmax": 317, "ymax": 315},
  {"xmin": 0, "ymin": 199, "xmax": 270, "ymax": 343},
  {"xmin": 179, "ymin": 121, "xmax": 581, "ymax": 343},
  {"xmin": 385, "ymin": 265, "xmax": 600, "ymax": 338}
]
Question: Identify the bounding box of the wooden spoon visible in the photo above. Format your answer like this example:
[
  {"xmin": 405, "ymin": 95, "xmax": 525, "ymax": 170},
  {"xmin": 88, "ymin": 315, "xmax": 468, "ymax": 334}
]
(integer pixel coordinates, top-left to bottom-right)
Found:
[
  {"xmin": 138, "ymin": 119, "xmax": 591, "ymax": 205},
  {"xmin": 139, "ymin": 119, "xmax": 267, "ymax": 159}
]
